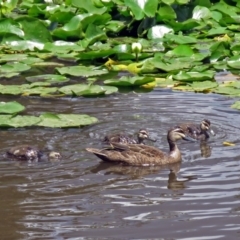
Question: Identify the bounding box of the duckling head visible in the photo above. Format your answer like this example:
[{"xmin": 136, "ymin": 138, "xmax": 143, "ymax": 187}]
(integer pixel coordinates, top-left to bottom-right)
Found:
[
  {"xmin": 48, "ymin": 151, "xmax": 62, "ymax": 160},
  {"xmin": 137, "ymin": 129, "xmax": 156, "ymax": 143},
  {"xmin": 200, "ymin": 119, "xmax": 215, "ymax": 136}
]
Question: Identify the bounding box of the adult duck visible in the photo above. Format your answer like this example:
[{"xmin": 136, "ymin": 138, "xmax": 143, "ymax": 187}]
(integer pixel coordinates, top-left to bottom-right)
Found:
[{"xmin": 86, "ymin": 126, "xmax": 194, "ymax": 166}]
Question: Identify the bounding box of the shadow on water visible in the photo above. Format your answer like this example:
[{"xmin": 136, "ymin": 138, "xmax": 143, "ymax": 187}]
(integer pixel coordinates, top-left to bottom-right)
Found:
[{"xmin": 0, "ymin": 89, "xmax": 240, "ymax": 239}]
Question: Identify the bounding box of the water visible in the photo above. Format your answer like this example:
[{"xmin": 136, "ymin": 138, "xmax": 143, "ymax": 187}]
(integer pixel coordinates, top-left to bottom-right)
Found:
[{"xmin": 0, "ymin": 89, "xmax": 239, "ymax": 239}]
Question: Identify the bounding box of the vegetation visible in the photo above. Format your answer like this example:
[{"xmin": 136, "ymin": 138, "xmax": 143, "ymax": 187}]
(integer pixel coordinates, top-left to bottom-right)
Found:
[{"xmin": 0, "ymin": 0, "xmax": 240, "ymax": 127}]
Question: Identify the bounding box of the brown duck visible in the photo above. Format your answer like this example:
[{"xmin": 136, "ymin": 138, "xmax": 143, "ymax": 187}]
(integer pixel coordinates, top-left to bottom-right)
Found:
[
  {"xmin": 6, "ymin": 145, "xmax": 61, "ymax": 161},
  {"xmin": 103, "ymin": 129, "xmax": 156, "ymax": 145},
  {"xmin": 86, "ymin": 126, "xmax": 194, "ymax": 166},
  {"xmin": 179, "ymin": 119, "xmax": 215, "ymax": 140}
]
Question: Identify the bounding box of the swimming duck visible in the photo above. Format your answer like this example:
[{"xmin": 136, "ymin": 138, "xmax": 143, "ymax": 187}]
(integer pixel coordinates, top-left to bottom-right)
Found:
[
  {"xmin": 86, "ymin": 126, "xmax": 194, "ymax": 166},
  {"xmin": 179, "ymin": 119, "xmax": 215, "ymax": 140},
  {"xmin": 103, "ymin": 129, "xmax": 156, "ymax": 145},
  {"xmin": 6, "ymin": 145, "xmax": 61, "ymax": 161}
]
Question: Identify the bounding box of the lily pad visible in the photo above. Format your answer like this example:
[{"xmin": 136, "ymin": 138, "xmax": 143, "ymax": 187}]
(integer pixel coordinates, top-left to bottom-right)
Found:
[
  {"xmin": 26, "ymin": 74, "xmax": 70, "ymax": 84},
  {"xmin": 191, "ymin": 81, "xmax": 218, "ymax": 92},
  {"xmin": 0, "ymin": 84, "xmax": 29, "ymax": 95},
  {"xmin": 0, "ymin": 62, "xmax": 31, "ymax": 73},
  {"xmin": 213, "ymin": 86, "xmax": 240, "ymax": 96},
  {"xmin": 0, "ymin": 115, "xmax": 41, "ymax": 128},
  {"xmin": 22, "ymin": 87, "xmax": 58, "ymax": 96},
  {"xmin": 59, "ymin": 84, "xmax": 118, "ymax": 96},
  {"xmin": 231, "ymin": 101, "xmax": 240, "ymax": 110},
  {"xmin": 37, "ymin": 113, "xmax": 98, "ymax": 128},
  {"xmin": 56, "ymin": 65, "xmax": 108, "ymax": 77},
  {"xmin": 173, "ymin": 70, "xmax": 215, "ymax": 82},
  {"xmin": 0, "ymin": 101, "xmax": 25, "ymax": 114},
  {"xmin": 104, "ymin": 76, "xmax": 155, "ymax": 87}
]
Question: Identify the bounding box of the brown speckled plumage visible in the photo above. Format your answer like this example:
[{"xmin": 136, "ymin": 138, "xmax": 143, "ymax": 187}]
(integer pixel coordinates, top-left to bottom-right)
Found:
[
  {"xmin": 6, "ymin": 145, "xmax": 61, "ymax": 161},
  {"xmin": 179, "ymin": 119, "xmax": 215, "ymax": 140},
  {"xmin": 103, "ymin": 129, "xmax": 156, "ymax": 145},
  {"xmin": 86, "ymin": 127, "xmax": 194, "ymax": 166}
]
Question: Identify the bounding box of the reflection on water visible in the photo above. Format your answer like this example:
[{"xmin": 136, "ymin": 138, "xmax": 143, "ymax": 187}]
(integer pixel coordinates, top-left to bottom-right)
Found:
[{"xmin": 0, "ymin": 90, "xmax": 240, "ymax": 239}]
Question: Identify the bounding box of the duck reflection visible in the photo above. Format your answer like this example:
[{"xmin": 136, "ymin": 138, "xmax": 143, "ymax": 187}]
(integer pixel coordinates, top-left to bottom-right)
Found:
[
  {"xmin": 90, "ymin": 161, "xmax": 196, "ymax": 190},
  {"xmin": 200, "ymin": 141, "xmax": 212, "ymax": 158}
]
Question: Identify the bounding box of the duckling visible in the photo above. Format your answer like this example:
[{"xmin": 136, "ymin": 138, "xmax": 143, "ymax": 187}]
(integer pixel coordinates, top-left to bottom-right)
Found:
[
  {"xmin": 103, "ymin": 129, "xmax": 156, "ymax": 145},
  {"xmin": 6, "ymin": 145, "xmax": 61, "ymax": 161},
  {"xmin": 179, "ymin": 119, "xmax": 215, "ymax": 140},
  {"xmin": 86, "ymin": 126, "xmax": 195, "ymax": 166}
]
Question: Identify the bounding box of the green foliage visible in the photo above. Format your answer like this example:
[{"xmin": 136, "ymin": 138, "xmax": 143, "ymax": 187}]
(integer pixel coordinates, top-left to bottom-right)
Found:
[{"xmin": 0, "ymin": 0, "xmax": 240, "ymax": 103}]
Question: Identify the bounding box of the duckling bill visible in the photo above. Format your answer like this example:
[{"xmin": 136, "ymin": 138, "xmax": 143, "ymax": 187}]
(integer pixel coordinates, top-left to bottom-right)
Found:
[
  {"xmin": 86, "ymin": 126, "xmax": 195, "ymax": 166},
  {"xmin": 103, "ymin": 129, "xmax": 156, "ymax": 145}
]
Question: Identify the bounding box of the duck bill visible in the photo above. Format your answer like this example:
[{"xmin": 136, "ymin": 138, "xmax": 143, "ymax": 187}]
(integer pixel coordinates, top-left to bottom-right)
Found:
[
  {"xmin": 183, "ymin": 135, "xmax": 196, "ymax": 142},
  {"xmin": 209, "ymin": 128, "xmax": 215, "ymax": 136},
  {"xmin": 146, "ymin": 137, "xmax": 157, "ymax": 142}
]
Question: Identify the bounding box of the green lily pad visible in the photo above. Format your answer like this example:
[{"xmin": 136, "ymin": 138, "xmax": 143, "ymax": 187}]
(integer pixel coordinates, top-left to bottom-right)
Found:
[
  {"xmin": 0, "ymin": 54, "xmax": 28, "ymax": 63},
  {"xmin": 26, "ymin": 74, "xmax": 70, "ymax": 84},
  {"xmin": 37, "ymin": 113, "xmax": 98, "ymax": 128},
  {"xmin": 0, "ymin": 62, "xmax": 31, "ymax": 73},
  {"xmin": 56, "ymin": 65, "xmax": 108, "ymax": 77},
  {"xmin": 231, "ymin": 101, "xmax": 240, "ymax": 110},
  {"xmin": 0, "ymin": 115, "xmax": 41, "ymax": 128},
  {"xmin": 104, "ymin": 76, "xmax": 155, "ymax": 87},
  {"xmin": 22, "ymin": 87, "xmax": 58, "ymax": 96},
  {"xmin": 164, "ymin": 34, "xmax": 197, "ymax": 44},
  {"xmin": 0, "ymin": 101, "xmax": 25, "ymax": 114},
  {"xmin": 151, "ymin": 58, "xmax": 191, "ymax": 72},
  {"xmin": 59, "ymin": 84, "xmax": 118, "ymax": 96},
  {"xmin": 173, "ymin": 70, "xmax": 215, "ymax": 82},
  {"xmin": 0, "ymin": 84, "xmax": 29, "ymax": 95},
  {"xmin": 213, "ymin": 86, "xmax": 240, "ymax": 96},
  {"xmin": 191, "ymin": 81, "xmax": 218, "ymax": 92}
]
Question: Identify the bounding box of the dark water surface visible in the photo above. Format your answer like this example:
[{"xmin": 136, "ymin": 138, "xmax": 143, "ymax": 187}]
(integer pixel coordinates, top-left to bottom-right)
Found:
[{"xmin": 0, "ymin": 89, "xmax": 240, "ymax": 240}]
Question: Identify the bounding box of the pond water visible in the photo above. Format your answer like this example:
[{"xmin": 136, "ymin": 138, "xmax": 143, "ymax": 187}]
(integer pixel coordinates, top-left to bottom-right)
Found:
[{"xmin": 0, "ymin": 89, "xmax": 239, "ymax": 239}]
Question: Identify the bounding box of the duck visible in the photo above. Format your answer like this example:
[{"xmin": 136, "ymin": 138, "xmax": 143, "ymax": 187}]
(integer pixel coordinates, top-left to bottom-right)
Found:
[
  {"xmin": 6, "ymin": 145, "xmax": 61, "ymax": 161},
  {"xmin": 179, "ymin": 119, "xmax": 215, "ymax": 140},
  {"xmin": 86, "ymin": 126, "xmax": 195, "ymax": 166},
  {"xmin": 103, "ymin": 129, "xmax": 156, "ymax": 145}
]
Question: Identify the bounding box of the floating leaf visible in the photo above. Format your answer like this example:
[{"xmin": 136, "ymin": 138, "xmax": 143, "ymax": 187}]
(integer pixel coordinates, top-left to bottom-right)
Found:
[
  {"xmin": 0, "ymin": 115, "xmax": 41, "ymax": 128},
  {"xmin": 59, "ymin": 84, "xmax": 118, "ymax": 96},
  {"xmin": 0, "ymin": 84, "xmax": 29, "ymax": 95},
  {"xmin": 104, "ymin": 76, "xmax": 155, "ymax": 87},
  {"xmin": 222, "ymin": 141, "xmax": 235, "ymax": 146},
  {"xmin": 56, "ymin": 65, "xmax": 108, "ymax": 77},
  {"xmin": 173, "ymin": 70, "xmax": 215, "ymax": 82},
  {"xmin": 37, "ymin": 113, "xmax": 98, "ymax": 128},
  {"xmin": 0, "ymin": 62, "xmax": 31, "ymax": 73},
  {"xmin": 0, "ymin": 101, "xmax": 25, "ymax": 114},
  {"xmin": 191, "ymin": 81, "xmax": 218, "ymax": 92},
  {"xmin": 231, "ymin": 101, "xmax": 240, "ymax": 110},
  {"xmin": 213, "ymin": 86, "xmax": 240, "ymax": 96},
  {"xmin": 26, "ymin": 74, "xmax": 69, "ymax": 84},
  {"xmin": 22, "ymin": 87, "xmax": 58, "ymax": 96}
]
